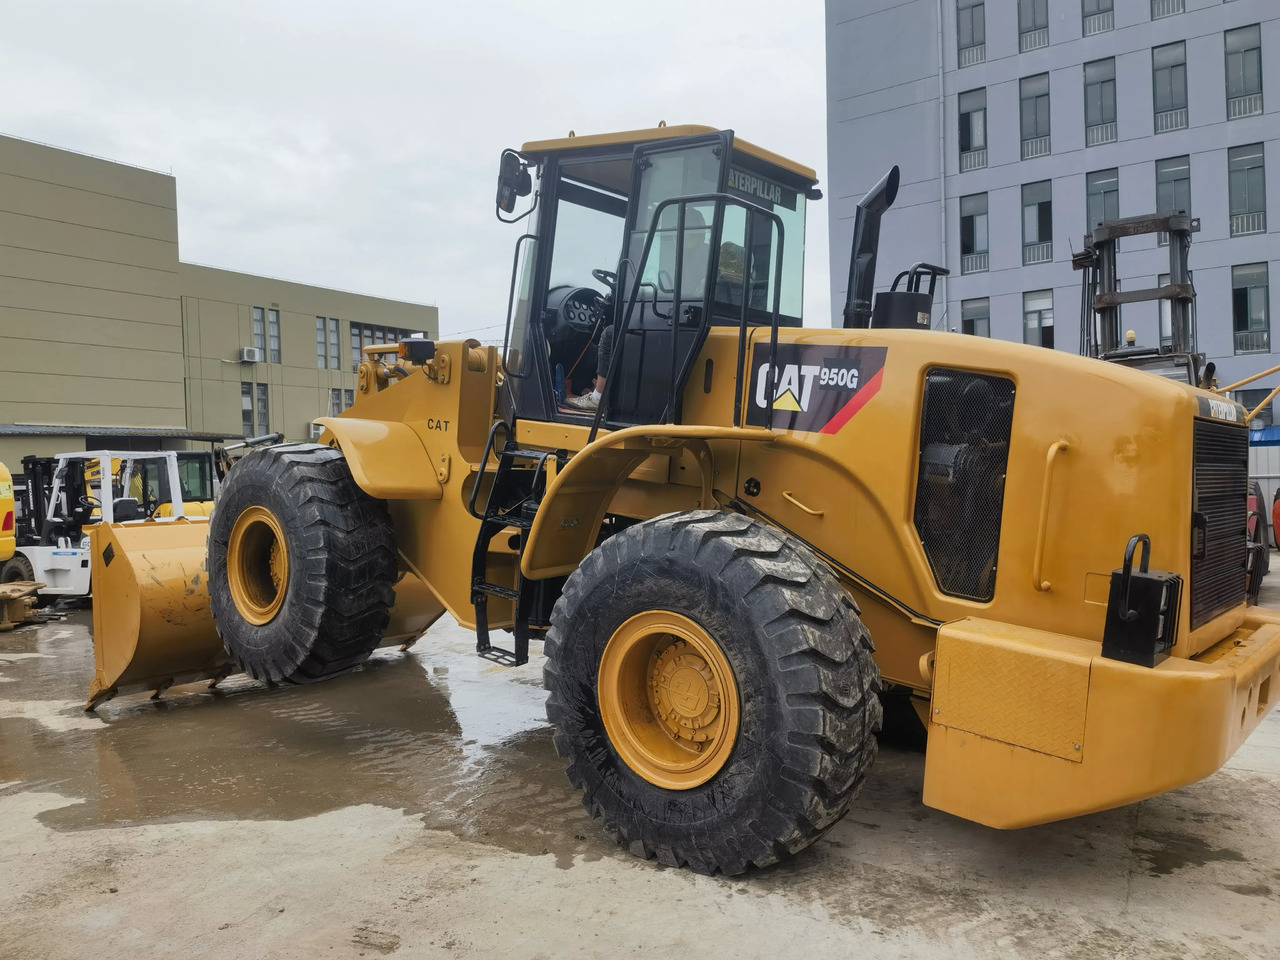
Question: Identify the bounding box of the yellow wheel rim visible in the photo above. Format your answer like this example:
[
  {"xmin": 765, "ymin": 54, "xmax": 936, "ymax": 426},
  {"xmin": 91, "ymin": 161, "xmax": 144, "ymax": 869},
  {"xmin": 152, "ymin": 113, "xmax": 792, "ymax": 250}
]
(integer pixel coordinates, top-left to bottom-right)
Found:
[
  {"xmin": 226, "ymin": 505, "xmax": 289, "ymax": 625},
  {"xmin": 597, "ymin": 611, "xmax": 740, "ymax": 790}
]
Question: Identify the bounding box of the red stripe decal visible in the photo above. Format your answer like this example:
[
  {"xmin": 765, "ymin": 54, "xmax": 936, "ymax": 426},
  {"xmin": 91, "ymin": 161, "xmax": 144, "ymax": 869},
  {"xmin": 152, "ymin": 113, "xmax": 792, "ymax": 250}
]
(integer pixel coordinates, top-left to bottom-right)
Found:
[{"xmin": 819, "ymin": 368, "xmax": 885, "ymax": 435}]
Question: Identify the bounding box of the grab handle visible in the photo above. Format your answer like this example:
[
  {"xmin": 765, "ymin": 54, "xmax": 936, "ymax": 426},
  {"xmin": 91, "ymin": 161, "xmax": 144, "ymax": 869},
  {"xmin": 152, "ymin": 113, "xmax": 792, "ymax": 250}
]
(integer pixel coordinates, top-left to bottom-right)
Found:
[
  {"xmin": 781, "ymin": 490, "xmax": 824, "ymax": 517},
  {"xmin": 1032, "ymin": 440, "xmax": 1070, "ymax": 592}
]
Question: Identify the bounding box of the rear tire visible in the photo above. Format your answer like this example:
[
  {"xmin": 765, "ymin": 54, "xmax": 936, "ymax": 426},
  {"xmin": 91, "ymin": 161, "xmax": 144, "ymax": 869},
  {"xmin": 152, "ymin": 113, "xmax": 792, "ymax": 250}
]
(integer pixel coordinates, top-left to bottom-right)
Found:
[
  {"xmin": 543, "ymin": 510, "xmax": 882, "ymax": 875},
  {"xmin": 207, "ymin": 443, "xmax": 397, "ymax": 683}
]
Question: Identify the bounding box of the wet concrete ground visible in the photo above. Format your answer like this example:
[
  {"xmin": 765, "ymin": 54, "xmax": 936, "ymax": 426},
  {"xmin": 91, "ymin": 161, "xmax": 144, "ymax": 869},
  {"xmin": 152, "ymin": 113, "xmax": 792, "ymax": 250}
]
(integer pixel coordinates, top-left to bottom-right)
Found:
[{"xmin": 2, "ymin": 581, "xmax": 1279, "ymax": 959}]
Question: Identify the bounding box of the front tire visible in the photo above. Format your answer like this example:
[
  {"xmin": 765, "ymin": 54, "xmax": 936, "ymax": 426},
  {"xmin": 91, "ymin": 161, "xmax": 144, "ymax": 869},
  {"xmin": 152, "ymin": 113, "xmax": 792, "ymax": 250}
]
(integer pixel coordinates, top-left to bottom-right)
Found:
[
  {"xmin": 207, "ymin": 443, "xmax": 397, "ymax": 683},
  {"xmin": 543, "ymin": 510, "xmax": 882, "ymax": 875}
]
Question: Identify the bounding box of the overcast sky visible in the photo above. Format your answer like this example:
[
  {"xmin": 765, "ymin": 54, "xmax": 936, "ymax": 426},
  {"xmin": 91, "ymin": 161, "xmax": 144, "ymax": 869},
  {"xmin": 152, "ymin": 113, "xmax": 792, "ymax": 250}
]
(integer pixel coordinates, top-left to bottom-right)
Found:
[{"xmin": 0, "ymin": 0, "xmax": 830, "ymax": 342}]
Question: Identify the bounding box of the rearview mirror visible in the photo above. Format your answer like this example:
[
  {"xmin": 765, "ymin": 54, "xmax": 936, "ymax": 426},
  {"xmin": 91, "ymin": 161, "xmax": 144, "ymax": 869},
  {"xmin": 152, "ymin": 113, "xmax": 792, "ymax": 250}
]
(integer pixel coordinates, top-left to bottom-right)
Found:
[{"xmin": 496, "ymin": 150, "xmax": 532, "ymax": 214}]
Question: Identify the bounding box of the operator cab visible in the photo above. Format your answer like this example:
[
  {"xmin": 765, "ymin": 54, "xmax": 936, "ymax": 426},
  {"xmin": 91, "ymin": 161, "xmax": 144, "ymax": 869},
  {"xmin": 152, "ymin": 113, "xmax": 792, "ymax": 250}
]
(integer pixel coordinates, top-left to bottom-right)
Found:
[{"xmin": 495, "ymin": 125, "xmax": 818, "ymax": 429}]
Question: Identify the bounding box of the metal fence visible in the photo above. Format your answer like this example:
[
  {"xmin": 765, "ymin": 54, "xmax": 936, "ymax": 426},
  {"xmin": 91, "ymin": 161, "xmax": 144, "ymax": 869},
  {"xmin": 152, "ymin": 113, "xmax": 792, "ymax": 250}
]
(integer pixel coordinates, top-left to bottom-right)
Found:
[
  {"xmin": 1021, "ymin": 135, "xmax": 1051, "ymax": 160},
  {"xmin": 1023, "ymin": 242, "xmax": 1052, "ymax": 265},
  {"xmin": 1085, "ymin": 121, "xmax": 1117, "ymax": 147}
]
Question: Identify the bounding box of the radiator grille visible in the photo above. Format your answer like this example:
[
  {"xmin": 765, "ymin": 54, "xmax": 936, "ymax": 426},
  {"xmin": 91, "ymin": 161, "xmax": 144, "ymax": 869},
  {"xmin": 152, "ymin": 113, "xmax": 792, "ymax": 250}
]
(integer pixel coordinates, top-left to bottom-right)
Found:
[
  {"xmin": 913, "ymin": 369, "xmax": 1015, "ymax": 601},
  {"xmin": 1190, "ymin": 419, "xmax": 1249, "ymax": 628}
]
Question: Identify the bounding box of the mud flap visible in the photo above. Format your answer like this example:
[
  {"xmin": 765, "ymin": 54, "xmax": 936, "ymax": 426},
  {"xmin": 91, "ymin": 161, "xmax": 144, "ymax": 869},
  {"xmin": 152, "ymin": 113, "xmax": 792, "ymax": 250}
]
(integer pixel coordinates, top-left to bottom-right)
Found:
[{"xmin": 87, "ymin": 519, "xmax": 227, "ymax": 710}]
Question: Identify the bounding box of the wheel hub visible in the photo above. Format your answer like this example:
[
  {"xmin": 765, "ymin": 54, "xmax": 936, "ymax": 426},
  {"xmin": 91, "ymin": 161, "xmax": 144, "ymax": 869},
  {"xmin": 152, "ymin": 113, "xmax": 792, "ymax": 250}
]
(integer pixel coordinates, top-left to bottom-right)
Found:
[
  {"xmin": 597, "ymin": 611, "xmax": 740, "ymax": 790},
  {"xmin": 226, "ymin": 505, "xmax": 289, "ymax": 625},
  {"xmin": 650, "ymin": 642, "xmax": 721, "ymax": 746}
]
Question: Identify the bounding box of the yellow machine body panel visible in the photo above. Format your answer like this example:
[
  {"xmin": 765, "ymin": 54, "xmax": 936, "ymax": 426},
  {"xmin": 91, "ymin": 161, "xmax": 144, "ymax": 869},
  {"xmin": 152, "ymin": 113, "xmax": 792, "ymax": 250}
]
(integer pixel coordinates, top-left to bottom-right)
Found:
[
  {"xmin": 153, "ymin": 500, "xmax": 215, "ymax": 518},
  {"xmin": 0, "ymin": 461, "xmax": 14, "ymax": 563}
]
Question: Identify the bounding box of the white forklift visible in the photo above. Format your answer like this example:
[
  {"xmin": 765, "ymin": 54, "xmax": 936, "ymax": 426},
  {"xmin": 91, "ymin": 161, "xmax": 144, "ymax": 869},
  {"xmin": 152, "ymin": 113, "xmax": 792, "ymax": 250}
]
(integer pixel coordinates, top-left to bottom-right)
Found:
[{"xmin": 0, "ymin": 450, "xmax": 217, "ymax": 604}]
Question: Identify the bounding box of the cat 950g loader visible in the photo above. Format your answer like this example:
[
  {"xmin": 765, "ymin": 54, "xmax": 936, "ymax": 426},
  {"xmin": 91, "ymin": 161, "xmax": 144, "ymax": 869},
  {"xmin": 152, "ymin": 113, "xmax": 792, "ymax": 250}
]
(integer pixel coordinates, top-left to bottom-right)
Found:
[{"xmin": 88, "ymin": 124, "xmax": 1280, "ymax": 876}]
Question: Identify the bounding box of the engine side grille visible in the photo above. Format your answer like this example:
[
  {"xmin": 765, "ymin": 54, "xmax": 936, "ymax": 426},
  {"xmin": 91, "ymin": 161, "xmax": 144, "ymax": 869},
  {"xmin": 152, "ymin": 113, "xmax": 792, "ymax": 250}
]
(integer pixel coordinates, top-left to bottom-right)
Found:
[
  {"xmin": 1190, "ymin": 418, "xmax": 1249, "ymax": 629},
  {"xmin": 913, "ymin": 369, "xmax": 1016, "ymax": 602}
]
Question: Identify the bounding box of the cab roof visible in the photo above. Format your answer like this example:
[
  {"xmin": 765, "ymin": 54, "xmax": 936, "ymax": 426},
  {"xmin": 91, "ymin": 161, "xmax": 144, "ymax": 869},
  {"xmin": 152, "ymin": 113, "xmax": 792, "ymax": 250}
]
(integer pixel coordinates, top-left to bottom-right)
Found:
[{"xmin": 520, "ymin": 124, "xmax": 818, "ymax": 185}]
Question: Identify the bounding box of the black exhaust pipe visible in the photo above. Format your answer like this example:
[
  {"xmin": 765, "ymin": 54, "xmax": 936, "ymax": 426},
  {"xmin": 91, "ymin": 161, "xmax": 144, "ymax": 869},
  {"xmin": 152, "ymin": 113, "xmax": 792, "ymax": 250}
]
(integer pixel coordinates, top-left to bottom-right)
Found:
[{"xmin": 842, "ymin": 165, "xmax": 900, "ymax": 329}]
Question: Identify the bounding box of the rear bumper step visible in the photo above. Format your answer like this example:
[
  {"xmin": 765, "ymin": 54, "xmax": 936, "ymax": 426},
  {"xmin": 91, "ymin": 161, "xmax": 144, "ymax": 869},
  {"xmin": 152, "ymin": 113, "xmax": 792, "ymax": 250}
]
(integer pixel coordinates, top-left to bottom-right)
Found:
[{"xmin": 922, "ymin": 609, "xmax": 1280, "ymax": 827}]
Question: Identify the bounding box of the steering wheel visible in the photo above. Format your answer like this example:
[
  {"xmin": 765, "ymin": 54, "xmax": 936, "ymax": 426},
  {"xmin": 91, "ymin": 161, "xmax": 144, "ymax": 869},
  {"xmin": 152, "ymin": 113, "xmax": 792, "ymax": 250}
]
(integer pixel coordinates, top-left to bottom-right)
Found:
[
  {"xmin": 591, "ymin": 268, "xmax": 618, "ymax": 294},
  {"xmin": 78, "ymin": 494, "xmax": 101, "ymax": 512}
]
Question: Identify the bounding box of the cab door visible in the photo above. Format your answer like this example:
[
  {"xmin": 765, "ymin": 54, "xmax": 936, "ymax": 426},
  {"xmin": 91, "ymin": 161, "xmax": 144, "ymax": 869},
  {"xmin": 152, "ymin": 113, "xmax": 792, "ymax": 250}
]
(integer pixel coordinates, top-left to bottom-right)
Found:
[{"xmin": 605, "ymin": 131, "xmax": 732, "ymax": 426}]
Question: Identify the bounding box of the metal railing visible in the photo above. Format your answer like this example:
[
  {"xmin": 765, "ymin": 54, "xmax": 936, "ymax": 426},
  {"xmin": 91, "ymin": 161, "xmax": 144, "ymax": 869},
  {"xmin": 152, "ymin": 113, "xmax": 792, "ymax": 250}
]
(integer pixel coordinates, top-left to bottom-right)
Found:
[
  {"xmin": 1228, "ymin": 93, "xmax": 1263, "ymax": 120},
  {"xmin": 1023, "ymin": 241, "xmax": 1052, "ymax": 265},
  {"xmin": 1085, "ymin": 121, "xmax": 1117, "ymax": 146},
  {"xmin": 1151, "ymin": 0, "xmax": 1184, "ymax": 18},
  {"xmin": 1231, "ymin": 211, "xmax": 1267, "ymax": 237},
  {"xmin": 1083, "ymin": 10, "xmax": 1113, "ymax": 35},
  {"xmin": 1155, "ymin": 107, "xmax": 1188, "ymax": 133},
  {"xmin": 1020, "ymin": 27, "xmax": 1048, "ymax": 52},
  {"xmin": 1235, "ymin": 330, "xmax": 1270, "ymax": 354},
  {"xmin": 1021, "ymin": 135, "xmax": 1051, "ymax": 159},
  {"xmin": 959, "ymin": 148, "xmax": 987, "ymax": 172},
  {"xmin": 961, "ymin": 252, "xmax": 989, "ymax": 274},
  {"xmin": 959, "ymin": 43, "xmax": 986, "ymax": 67}
]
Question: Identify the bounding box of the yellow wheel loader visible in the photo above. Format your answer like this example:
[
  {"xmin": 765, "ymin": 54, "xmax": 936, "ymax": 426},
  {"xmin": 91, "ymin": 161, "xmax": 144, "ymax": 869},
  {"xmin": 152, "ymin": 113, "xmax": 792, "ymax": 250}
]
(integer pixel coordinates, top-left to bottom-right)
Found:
[{"xmin": 91, "ymin": 125, "xmax": 1280, "ymax": 875}]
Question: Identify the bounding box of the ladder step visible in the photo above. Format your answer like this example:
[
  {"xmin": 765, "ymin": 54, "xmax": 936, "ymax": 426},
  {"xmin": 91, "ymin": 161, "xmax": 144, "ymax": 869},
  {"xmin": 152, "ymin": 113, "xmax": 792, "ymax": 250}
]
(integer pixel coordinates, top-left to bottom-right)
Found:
[
  {"xmin": 477, "ymin": 646, "xmax": 527, "ymax": 667},
  {"xmin": 474, "ymin": 582, "xmax": 520, "ymax": 601}
]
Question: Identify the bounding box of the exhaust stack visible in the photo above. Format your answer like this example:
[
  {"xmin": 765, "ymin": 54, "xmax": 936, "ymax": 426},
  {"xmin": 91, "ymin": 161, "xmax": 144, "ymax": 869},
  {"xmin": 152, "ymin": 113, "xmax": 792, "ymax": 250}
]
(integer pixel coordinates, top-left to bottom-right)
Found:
[{"xmin": 842, "ymin": 165, "xmax": 900, "ymax": 329}]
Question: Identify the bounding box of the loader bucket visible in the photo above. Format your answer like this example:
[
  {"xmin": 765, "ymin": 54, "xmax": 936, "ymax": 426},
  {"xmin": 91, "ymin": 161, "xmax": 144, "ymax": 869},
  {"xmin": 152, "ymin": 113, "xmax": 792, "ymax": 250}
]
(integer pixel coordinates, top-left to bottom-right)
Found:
[{"xmin": 87, "ymin": 518, "xmax": 229, "ymax": 710}]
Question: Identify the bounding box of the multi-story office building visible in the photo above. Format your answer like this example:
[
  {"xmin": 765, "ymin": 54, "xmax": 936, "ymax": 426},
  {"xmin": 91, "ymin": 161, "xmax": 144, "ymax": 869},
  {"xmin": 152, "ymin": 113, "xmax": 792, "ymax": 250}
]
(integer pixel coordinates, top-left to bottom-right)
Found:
[
  {"xmin": 0, "ymin": 134, "xmax": 437, "ymax": 466},
  {"xmin": 826, "ymin": 0, "xmax": 1279, "ymax": 418}
]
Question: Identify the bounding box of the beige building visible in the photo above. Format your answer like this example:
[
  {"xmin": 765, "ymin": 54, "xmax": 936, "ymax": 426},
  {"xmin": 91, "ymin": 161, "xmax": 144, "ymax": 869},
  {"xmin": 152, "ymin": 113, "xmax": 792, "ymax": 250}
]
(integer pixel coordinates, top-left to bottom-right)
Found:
[{"xmin": 0, "ymin": 134, "xmax": 437, "ymax": 467}]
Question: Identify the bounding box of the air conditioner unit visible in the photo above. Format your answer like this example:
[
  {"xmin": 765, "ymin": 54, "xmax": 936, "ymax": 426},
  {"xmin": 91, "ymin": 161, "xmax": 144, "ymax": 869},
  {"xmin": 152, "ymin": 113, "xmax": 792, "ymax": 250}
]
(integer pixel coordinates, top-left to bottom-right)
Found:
[
  {"xmin": 238, "ymin": 347, "xmax": 264, "ymax": 363},
  {"xmin": 308, "ymin": 423, "xmax": 325, "ymax": 440}
]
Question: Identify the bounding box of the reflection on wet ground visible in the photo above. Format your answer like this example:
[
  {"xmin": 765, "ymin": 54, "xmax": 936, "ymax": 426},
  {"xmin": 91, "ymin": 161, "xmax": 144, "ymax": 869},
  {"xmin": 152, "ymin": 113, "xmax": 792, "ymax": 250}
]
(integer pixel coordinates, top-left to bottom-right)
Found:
[{"xmin": 0, "ymin": 611, "xmax": 602, "ymax": 866}]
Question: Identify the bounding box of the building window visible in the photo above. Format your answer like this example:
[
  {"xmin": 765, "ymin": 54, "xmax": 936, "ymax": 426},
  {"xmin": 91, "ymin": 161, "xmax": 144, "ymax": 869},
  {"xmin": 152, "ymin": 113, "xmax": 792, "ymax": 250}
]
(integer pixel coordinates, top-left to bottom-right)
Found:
[
  {"xmin": 1018, "ymin": 0, "xmax": 1048, "ymax": 52},
  {"xmin": 957, "ymin": 0, "xmax": 985, "ymax": 66},
  {"xmin": 329, "ymin": 388, "xmax": 343, "ymax": 417},
  {"xmin": 1158, "ymin": 272, "xmax": 1196, "ymax": 350},
  {"xmin": 1236, "ymin": 389, "xmax": 1274, "ymax": 427},
  {"xmin": 267, "ymin": 308, "xmax": 280, "ymax": 364},
  {"xmin": 961, "ymin": 298, "xmax": 990, "ymax": 337},
  {"xmin": 1020, "ymin": 74, "xmax": 1051, "ymax": 159},
  {"xmin": 1229, "ymin": 143, "xmax": 1267, "ymax": 237},
  {"xmin": 1155, "ymin": 155, "xmax": 1191, "ymax": 245},
  {"xmin": 1226, "ymin": 25, "xmax": 1263, "ymax": 119},
  {"xmin": 344, "ymin": 389, "xmax": 354, "ymax": 409},
  {"xmin": 1082, "ymin": 0, "xmax": 1113, "ymax": 36},
  {"xmin": 1024, "ymin": 290, "xmax": 1054, "ymax": 348},
  {"xmin": 1084, "ymin": 59, "xmax": 1117, "ymax": 146},
  {"xmin": 351, "ymin": 324, "xmax": 425, "ymax": 364},
  {"xmin": 327, "ymin": 319, "xmax": 339, "ymax": 370},
  {"xmin": 252, "ymin": 307, "xmax": 266, "ymax": 354},
  {"xmin": 960, "ymin": 193, "xmax": 989, "ymax": 274},
  {"xmin": 1153, "ymin": 42, "xmax": 1188, "ymax": 133},
  {"xmin": 1151, "ymin": 0, "xmax": 1183, "ymax": 20},
  {"xmin": 241, "ymin": 382, "xmax": 254, "ymax": 436},
  {"xmin": 959, "ymin": 89, "xmax": 987, "ymax": 171},
  {"xmin": 316, "ymin": 317, "xmax": 327, "ymax": 369},
  {"xmin": 255, "ymin": 383, "xmax": 269, "ymax": 432},
  {"xmin": 1233, "ymin": 263, "xmax": 1270, "ymax": 355},
  {"xmin": 1086, "ymin": 168, "xmax": 1119, "ymax": 229},
  {"xmin": 1022, "ymin": 181, "xmax": 1053, "ymax": 265}
]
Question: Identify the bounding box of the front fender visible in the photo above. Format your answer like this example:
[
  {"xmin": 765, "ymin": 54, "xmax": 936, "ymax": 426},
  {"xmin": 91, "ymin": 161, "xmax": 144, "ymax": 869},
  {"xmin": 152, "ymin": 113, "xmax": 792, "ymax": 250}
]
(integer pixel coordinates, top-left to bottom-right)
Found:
[
  {"xmin": 313, "ymin": 417, "xmax": 443, "ymax": 500},
  {"xmin": 521, "ymin": 424, "xmax": 775, "ymax": 579}
]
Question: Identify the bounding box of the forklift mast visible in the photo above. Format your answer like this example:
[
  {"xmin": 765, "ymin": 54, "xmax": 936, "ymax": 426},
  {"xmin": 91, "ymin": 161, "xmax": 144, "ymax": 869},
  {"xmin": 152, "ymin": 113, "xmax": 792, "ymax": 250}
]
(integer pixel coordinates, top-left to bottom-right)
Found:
[{"xmin": 1074, "ymin": 212, "xmax": 1200, "ymax": 361}]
